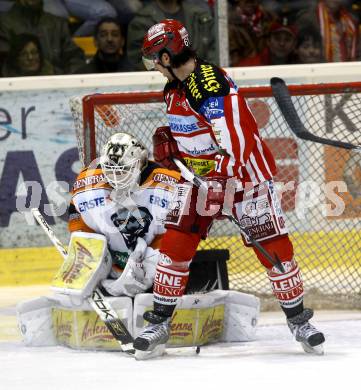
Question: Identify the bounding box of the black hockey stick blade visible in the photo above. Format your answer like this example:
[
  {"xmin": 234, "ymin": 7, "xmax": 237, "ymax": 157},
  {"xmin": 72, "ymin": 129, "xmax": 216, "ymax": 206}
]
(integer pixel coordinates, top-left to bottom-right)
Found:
[{"xmin": 270, "ymin": 77, "xmax": 361, "ymax": 153}]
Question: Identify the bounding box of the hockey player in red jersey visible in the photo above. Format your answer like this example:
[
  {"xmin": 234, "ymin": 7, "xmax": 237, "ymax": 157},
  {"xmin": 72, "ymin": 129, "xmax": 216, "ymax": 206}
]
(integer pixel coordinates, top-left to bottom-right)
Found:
[{"xmin": 133, "ymin": 19, "xmax": 325, "ymax": 359}]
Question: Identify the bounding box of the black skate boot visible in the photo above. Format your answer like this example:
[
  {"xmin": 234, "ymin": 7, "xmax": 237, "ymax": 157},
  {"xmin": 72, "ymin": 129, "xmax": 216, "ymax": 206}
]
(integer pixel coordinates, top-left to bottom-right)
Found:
[
  {"xmin": 133, "ymin": 311, "xmax": 171, "ymax": 360},
  {"xmin": 287, "ymin": 308, "xmax": 325, "ymax": 355}
]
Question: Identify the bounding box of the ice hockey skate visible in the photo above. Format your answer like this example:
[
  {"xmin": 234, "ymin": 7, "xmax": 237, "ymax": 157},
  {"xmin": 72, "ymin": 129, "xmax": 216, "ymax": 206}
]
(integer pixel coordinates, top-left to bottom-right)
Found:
[
  {"xmin": 287, "ymin": 308, "xmax": 325, "ymax": 355},
  {"xmin": 133, "ymin": 311, "xmax": 171, "ymax": 360}
]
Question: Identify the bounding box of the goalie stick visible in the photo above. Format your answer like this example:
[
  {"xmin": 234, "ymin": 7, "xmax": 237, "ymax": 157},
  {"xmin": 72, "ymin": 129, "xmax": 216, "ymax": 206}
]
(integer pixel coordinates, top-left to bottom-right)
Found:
[
  {"xmin": 173, "ymin": 159, "xmax": 285, "ymax": 273},
  {"xmin": 31, "ymin": 208, "xmax": 135, "ymax": 355},
  {"xmin": 270, "ymin": 77, "xmax": 361, "ymax": 153}
]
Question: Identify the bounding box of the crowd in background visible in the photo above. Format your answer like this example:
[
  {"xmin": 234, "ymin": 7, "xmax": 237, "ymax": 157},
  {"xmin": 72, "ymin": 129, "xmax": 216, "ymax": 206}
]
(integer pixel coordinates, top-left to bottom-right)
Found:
[{"xmin": 0, "ymin": 0, "xmax": 360, "ymax": 77}]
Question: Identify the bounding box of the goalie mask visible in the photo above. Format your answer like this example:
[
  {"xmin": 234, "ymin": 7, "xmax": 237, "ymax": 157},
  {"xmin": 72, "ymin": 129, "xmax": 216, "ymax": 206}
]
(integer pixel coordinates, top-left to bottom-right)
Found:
[{"xmin": 100, "ymin": 133, "xmax": 148, "ymax": 192}]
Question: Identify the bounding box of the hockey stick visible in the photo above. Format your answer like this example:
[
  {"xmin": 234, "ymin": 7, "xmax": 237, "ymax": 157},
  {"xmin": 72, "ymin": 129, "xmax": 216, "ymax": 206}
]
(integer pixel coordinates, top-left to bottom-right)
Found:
[
  {"xmin": 173, "ymin": 160, "xmax": 285, "ymax": 273},
  {"xmin": 31, "ymin": 208, "xmax": 135, "ymax": 354},
  {"xmin": 270, "ymin": 77, "xmax": 361, "ymax": 153}
]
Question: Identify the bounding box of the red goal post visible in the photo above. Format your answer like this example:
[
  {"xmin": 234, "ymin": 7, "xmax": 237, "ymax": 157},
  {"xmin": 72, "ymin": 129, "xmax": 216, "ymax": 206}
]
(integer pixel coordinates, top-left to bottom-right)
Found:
[{"xmin": 69, "ymin": 82, "xmax": 361, "ymax": 309}]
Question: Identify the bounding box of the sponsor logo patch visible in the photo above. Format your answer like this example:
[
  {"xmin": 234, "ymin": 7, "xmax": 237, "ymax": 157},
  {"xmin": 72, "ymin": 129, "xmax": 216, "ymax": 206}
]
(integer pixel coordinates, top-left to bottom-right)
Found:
[
  {"xmin": 149, "ymin": 194, "xmax": 169, "ymax": 208},
  {"xmin": 78, "ymin": 197, "xmax": 105, "ymax": 212},
  {"xmin": 200, "ymin": 64, "xmax": 221, "ymax": 93},
  {"xmin": 167, "ymin": 114, "xmax": 208, "ymax": 134},
  {"xmin": 73, "ymin": 173, "xmax": 107, "ymax": 191}
]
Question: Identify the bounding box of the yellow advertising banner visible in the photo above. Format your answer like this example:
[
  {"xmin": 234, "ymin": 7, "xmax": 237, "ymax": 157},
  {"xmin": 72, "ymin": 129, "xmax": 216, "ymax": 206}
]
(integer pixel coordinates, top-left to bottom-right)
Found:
[
  {"xmin": 52, "ymin": 304, "xmax": 225, "ymax": 350},
  {"xmin": 167, "ymin": 305, "xmax": 224, "ymax": 346},
  {"xmin": 52, "ymin": 308, "xmax": 121, "ymax": 350}
]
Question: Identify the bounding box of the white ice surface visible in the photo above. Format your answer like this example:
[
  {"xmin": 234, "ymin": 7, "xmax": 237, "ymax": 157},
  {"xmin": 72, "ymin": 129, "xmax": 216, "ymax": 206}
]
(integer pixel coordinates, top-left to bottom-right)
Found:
[{"xmin": 0, "ymin": 287, "xmax": 360, "ymax": 390}]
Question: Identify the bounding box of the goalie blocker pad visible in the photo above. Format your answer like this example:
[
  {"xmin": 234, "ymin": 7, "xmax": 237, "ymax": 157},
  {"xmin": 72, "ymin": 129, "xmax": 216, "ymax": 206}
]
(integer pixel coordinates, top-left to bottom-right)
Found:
[
  {"xmin": 17, "ymin": 290, "xmax": 259, "ymax": 349},
  {"xmin": 51, "ymin": 231, "xmax": 111, "ymax": 299}
]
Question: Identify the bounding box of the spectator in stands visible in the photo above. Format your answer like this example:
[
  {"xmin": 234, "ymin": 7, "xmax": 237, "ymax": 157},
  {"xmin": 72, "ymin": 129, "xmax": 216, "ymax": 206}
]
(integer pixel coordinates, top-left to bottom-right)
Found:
[
  {"xmin": 262, "ymin": 0, "xmax": 309, "ymax": 24},
  {"xmin": 76, "ymin": 17, "xmax": 133, "ymax": 73},
  {"xmin": 0, "ymin": 0, "xmax": 86, "ymax": 74},
  {"xmin": 236, "ymin": 18, "xmax": 298, "ymax": 66},
  {"xmin": 42, "ymin": 0, "xmax": 118, "ymax": 36},
  {"xmin": 265, "ymin": 20, "xmax": 298, "ymax": 65},
  {"xmin": 228, "ymin": 0, "xmax": 275, "ymax": 67},
  {"xmin": 127, "ymin": 0, "xmax": 216, "ymax": 70},
  {"xmin": 294, "ymin": 26, "xmax": 325, "ymax": 64},
  {"xmin": 296, "ymin": 0, "xmax": 359, "ymax": 62},
  {"xmin": 1, "ymin": 33, "xmax": 54, "ymax": 76},
  {"xmin": 0, "ymin": 1, "xmax": 118, "ymax": 36},
  {"xmin": 107, "ymin": 0, "xmax": 143, "ymax": 25}
]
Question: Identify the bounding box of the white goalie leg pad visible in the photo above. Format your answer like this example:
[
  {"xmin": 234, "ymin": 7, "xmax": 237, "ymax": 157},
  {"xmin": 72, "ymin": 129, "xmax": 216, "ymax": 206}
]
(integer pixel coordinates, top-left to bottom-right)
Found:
[
  {"xmin": 51, "ymin": 231, "xmax": 112, "ymax": 299},
  {"xmin": 222, "ymin": 291, "xmax": 260, "ymax": 342},
  {"xmin": 17, "ymin": 296, "xmax": 57, "ymax": 347},
  {"xmin": 133, "ymin": 290, "xmax": 260, "ymax": 345},
  {"xmin": 17, "ymin": 295, "xmax": 133, "ymax": 350}
]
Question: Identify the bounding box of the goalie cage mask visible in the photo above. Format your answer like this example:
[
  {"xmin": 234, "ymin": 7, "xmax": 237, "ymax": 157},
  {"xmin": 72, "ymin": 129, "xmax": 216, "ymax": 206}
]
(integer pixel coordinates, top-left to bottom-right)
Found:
[{"xmin": 100, "ymin": 132, "xmax": 149, "ymax": 192}]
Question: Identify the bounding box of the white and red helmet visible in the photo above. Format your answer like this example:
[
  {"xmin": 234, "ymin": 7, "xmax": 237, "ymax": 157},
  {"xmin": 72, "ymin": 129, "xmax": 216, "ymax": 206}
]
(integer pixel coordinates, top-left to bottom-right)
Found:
[{"xmin": 142, "ymin": 19, "xmax": 191, "ymax": 70}]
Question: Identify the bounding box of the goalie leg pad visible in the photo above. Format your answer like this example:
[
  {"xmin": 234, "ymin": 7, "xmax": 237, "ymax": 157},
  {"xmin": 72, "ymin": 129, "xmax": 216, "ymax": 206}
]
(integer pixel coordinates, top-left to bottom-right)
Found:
[
  {"xmin": 17, "ymin": 297, "xmax": 57, "ymax": 347},
  {"xmin": 51, "ymin": 231, "xmax": 112, "ymax": 299},
  {"xmin": 134, "ymin": 290, "xmax": 260, "ymax": 346}
]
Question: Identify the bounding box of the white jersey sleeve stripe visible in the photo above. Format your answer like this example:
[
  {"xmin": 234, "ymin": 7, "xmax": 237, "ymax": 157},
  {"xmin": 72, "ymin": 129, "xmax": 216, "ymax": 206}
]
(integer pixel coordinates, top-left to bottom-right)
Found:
[
  {"xmin": 255, "ymin": 134, "xmax": 273, "ymax": 178},
  {"xmin": 250, "ymin": 152, "xmax": 266, "ymax": 183},
  {"xmin": 231, "ymin": 94, "xmax": 246, "ymax": 165},
  {"xmin": 245, "ymin": 160, "xmax": 258, "ymax": 183}
]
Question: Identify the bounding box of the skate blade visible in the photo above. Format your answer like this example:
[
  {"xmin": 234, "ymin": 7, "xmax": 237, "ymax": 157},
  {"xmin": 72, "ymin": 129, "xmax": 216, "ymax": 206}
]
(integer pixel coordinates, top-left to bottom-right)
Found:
[
  {"xmin": 301, "ymin": 342, "xmax": 324, "ymax": 355},
  {"xmin": 135, "ymin": 344, "xmax": 166, "ymax": 361}
]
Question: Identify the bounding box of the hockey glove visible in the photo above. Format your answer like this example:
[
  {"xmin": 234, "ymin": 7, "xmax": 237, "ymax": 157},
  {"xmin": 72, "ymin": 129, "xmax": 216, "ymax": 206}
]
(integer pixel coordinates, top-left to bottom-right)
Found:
[
  {"xmin": 153, "ymin": 126, "xmax": 182, "ymax": 170},
  {"xmin": 101, "ymin": 238, "xmax": 159, "ymax": 297}
]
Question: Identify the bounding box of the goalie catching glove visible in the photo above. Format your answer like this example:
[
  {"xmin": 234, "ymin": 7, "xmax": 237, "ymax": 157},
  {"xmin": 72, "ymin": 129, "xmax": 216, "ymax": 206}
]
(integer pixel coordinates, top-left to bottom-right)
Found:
[{"xmin": 101, "ymin": 237, "xmax": 158, "ymax": 297}]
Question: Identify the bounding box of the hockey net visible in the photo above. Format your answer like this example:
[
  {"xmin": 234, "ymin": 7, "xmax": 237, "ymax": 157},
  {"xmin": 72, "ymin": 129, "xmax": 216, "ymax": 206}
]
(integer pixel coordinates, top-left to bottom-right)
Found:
[{"xmin": 69, "ymin": 83, "xmax": 361, "ymax": 309}]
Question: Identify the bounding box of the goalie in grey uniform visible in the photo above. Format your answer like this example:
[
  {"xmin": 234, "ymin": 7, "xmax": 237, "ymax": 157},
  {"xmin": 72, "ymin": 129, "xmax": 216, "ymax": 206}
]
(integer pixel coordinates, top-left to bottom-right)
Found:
[{"xmin": 17, "ymin": 132, "xmax": 183, "ymax": 349}]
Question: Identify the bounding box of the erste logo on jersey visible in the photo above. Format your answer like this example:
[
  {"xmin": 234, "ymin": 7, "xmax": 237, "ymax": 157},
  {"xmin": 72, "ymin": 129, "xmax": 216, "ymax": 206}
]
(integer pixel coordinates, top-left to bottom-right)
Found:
[
  {"xmin": 78, "ymin": 197, "xmax": 106, "ymax": 212},
  {"xmin": 150, "ymin": 195, "xmax": 169, "ymax": 208},
  {"xmin": 167, "ymin": 114, "xmax": 208, "ymax": 134}
]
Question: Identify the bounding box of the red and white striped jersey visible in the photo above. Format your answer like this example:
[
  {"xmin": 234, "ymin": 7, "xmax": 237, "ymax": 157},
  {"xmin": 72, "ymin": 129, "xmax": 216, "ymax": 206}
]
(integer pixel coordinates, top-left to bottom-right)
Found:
[{"xmin": 164, "ymin": 59, "xmax": 276, "ymax": 186}]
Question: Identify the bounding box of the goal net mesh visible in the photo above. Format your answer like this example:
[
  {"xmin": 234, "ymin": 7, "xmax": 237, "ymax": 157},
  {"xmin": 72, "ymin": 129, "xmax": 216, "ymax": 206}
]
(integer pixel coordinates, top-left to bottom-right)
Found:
[{"xmin": 69, "ymin": 83, "xmax": 361, "ymax": 309}]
